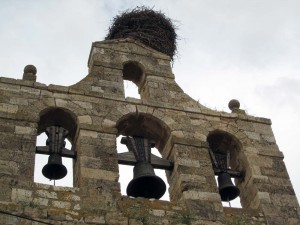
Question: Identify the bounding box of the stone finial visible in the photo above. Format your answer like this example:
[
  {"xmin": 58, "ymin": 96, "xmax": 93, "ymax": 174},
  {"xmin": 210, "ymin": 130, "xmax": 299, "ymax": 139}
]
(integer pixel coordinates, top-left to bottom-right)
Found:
[
  {"xmin": 24, "ymin": 65, "xmax": 37, "ymax": 75},
  {"xmin": 23, "ymin": 64, "xmax": 37, "ymax": 81},
  {"xmin": 228, "ymin": 99, "xmax": 240, "ymax": 111}
]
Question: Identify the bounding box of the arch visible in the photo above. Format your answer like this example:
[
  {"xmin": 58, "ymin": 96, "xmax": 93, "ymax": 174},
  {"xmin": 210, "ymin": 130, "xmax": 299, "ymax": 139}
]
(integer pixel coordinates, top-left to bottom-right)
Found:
[
  {"xmin": 35, "ymin": 107, "xmax": 78, "ymax": 187},
  {"xmin": 207, "ymin": 130, "xmax": 243, "ymax": 171},
  {"xmin": 38, "ymin": 107, "xmax": 78, "ymax": 143},
  {"xmin": 206, "ymin": 122, "xmax": 250, "ymax": 148},
  {"xmin": 207, "ymin": 129, "xmax": 248, "ymax": 208},
  {"xmin": 116, "ymin": 112, "xmax": 172, "ymax": 200},
  {"xmin": 116, "ymin": 112, "xmax": 171, "ymax": 152},
  {"xmin": 122, "ymin": 61, "xmax": 145, "ymax": 88}
]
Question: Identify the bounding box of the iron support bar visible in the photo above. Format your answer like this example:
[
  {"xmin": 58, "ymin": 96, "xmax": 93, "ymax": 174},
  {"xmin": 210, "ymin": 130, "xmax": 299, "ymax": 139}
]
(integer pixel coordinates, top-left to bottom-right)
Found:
[
  {"xmin": 36, "ymin": 146, "xmax": 76, "ymax": 158},
  {"xmin": 118, "ymin": 151, "xmax": 173, "ymax": 170}
]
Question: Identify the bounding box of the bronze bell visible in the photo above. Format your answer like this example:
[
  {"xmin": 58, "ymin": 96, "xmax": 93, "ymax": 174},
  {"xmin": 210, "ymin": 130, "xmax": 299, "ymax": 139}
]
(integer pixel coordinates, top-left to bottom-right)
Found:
[
  {"xmin": 39, "ymin": 126, "xmax": 69, "ymax": 181},
  {"xmin": 121, "ymin": 136, "xmax": 166, "ymax": 199},
  {"xmin": 127, "ymin": 162, "xmax": 166, "ymax": 199},
  {"xmin": 217, "ymin": 172, "xmax": 240, "ymax": 201},
  {"xmin": 42, "ymin": 153, "xmax": 67, "ymax": 180}
]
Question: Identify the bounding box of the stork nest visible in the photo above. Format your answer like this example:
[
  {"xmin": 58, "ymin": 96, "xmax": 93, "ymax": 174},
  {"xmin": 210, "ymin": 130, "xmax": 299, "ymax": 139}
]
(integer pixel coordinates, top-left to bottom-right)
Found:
[{"xmin": 105, "ymin": 7, "xmax": 177, "ymax": 60}]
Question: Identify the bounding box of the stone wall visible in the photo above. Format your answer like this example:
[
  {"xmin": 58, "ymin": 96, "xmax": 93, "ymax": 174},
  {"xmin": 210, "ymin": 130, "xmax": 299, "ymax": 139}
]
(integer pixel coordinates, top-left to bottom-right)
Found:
[{"xmin": 0, "ymin": 38, "xmax": 298, "ymax": 224}]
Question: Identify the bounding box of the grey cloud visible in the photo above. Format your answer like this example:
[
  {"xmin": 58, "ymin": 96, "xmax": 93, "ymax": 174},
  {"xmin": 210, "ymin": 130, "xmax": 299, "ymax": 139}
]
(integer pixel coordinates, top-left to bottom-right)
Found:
[{"xmin": 256, "ymin": 77, "xmax": 300, "ymax": 112}]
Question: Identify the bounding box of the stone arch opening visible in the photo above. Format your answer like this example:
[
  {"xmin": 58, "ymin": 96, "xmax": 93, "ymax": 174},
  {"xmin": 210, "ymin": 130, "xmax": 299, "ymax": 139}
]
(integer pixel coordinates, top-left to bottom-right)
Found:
[
  {"xmin": 35, "ymin": 107, "xmax": 78, "ymax": 187},
  {"xmin": 38, "ymin": 107, "xmax": 78, "ymax": 143},
  {"xmin": 122, "ymin": 61, "xmax": 145, "ymax": 98},
  {"xmin": 117, "ymin": 112, "xmax": 170, "ymax": 152},
  {"xmin": 207, "ymin": 130, "xmax": 244, "ymax": 207},
  {"xmin": 116, "ymin": 112, "xmax": 172, "ymax": 200},
  {"xmin": 207, "ymin": 130, "xmax": 242, "ymax": 170}
]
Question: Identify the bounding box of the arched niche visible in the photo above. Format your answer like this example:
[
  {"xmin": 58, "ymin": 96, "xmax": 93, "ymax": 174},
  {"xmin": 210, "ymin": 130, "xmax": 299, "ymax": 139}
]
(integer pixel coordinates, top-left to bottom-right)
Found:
[
  {"xmin": 116, "ymin": 112, "xmax": 172, "ymax": 200},
  {"xmin": 122, "ymin": 61, "xmax": 145, "ymax": 99},
  {"xmin": 207, "ymin": 130, "xmax": 243, "ymax": 171},
  {"xmin": 122, "ymin": 61, "xmax": 145, "ymax": 88},
  {"xmin": 35, "ymin": 107, "xmax": 78, "ymax": 187},
  {"xmin": 207, "ymin": 130, "xmax": 246, "ymax": 207},
  {"xmin": 116, "ymin": 112, "xmax": 171, "ymax": 154},
  {"xmin": 38, "ymin": 107, "xmax": 78, "ymax": 143}
]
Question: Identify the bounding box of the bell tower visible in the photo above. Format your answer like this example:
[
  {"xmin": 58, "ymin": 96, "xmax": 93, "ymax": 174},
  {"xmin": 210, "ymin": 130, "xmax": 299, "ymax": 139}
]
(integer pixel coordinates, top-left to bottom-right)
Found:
[{"xmin": 0, "ymin": 7, "xmax": 299, "ymax": 225}]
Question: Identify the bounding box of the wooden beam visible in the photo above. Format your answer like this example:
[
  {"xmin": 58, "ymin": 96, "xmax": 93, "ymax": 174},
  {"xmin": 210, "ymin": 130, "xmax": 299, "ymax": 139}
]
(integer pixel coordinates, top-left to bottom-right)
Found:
[
  {"xmin": 213, "ymin": 168, "xmax": 243, "ymax": 179},
  {"xmin": 118, "ymin": 152, "xmax": 173, "ymax": 170},
  {"xmin": 36, "ymin": 146, "xmax": 76, "ymax": 158}
]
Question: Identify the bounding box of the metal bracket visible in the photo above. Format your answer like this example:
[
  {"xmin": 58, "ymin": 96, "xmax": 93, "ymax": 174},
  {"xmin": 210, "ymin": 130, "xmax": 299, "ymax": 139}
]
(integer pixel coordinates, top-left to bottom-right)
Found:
[
  {"xmin": 36, "ymin": 126, "xmax": 76, "ymax": 158},
  {"xmin": 208, "ymin": 147, "xmax": 243, "ymax": 179},
  {"xmin": 118, "ymin": 136, "xmax": 173, "ymax": 170},
  {"xmin": 118, "ymin": 151, "xmax": 173, "ymax": 170}
]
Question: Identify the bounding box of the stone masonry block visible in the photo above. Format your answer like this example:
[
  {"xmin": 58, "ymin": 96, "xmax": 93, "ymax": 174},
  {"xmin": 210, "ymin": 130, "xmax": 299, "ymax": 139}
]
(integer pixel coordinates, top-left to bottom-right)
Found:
[
  {"xmin": 194, "ymin": 131, "xmax": 208, "ymax": 142},
  {"xmin": 183, "ymin": 191, "xmax": 220, "ymax": 201},
  {"xmin": 269, "ymin": 177, "xmax": 293, "ymax": 186},
  {"xmin": 106, "ymin": 212, "xmax": 129, "ymax": 225},
  {"xmin": 81, "ymin": 167, "xmax": 119, "ymax": 181},
  {"xmin": 177, "ymin": 158, "xmax": 200, "ymax": 168},
  {"xmin": 40, "ymin": 89, "xmax": 53, "ymax": 97},
  {"xmin": 237, "ymin": 120, "xmax": 255, "ymax": 132},
  {"xmin": 23, "ymin": 207, "xmax": 48, "ymax": 219},
  {"xmin": 33, "ymin": 197, "xmax": 49, "ymax": 206},
  {"xmin": 250, "ymin": 192, "xmax": 271, "ymax": 209},
  {"xmin": 172, "ymin": 130, "xmax": 184, "ymax": 139},
  {"xmin": 253, "ymin": 123, "xmax": 274, "ymax": 135},
  {"xmin": 0, "ymin": 159, "xmax": 18, "ymax": 175},
  {"xmin": 179, "ymin": 174, "xmax": 207, "ymax": 184},
  {"xmin": 78, "ymin": 115, "xmax": 93, "ymax": 124},
  {"xmin": 244, "ymin": 147, "xmax": 259, "ymax": 154},
  {"xmin": 36, "ymin": 190, "xmax": 58, "ymax": 199},
  {"xmin": 85, "ymin": 216, "xmax": 106, "ymax": 224},
  {"xmin": 52, "ymin": 200, "xmax": 71, "ymax": 209},
  {"xmin": 52, "ymin": 186, "xmax": 79, "ymax": 193},
  {"xmin": 79, "ymin": 130, "xmax": 98, "ymax": 138},
  {"xmin": 185, "ymin": 199, "xmax": 223, "ymax": 221},
  {"xmin": 245, "ymin": 153, "xmax": 273, "ymax": 168},
  {"xmin": 34, "ymin": 183, "xmax": 51, "ymax": 190},
  {"xmin": 0, "ymin": 82, "xmax": 20, "ymax": 92},
  {"xmin": 150, "ymin": 209, "xmax": 165, "ymax": 217},
  {"xmin": 80, "ymin": 155, "xmax": 118, "ymax": 171},
  {"xmin": 270, "ymin": 194, "xmax": 299, "ymax": 207},
  {"xmin": 20, "ymin": 86, "xmax": 40, "ymax": 96},
  {"xmin": 73, "ymin": 203, "xmax": 81, "ymax": 210},
  {"xmin": 10, "ymin": 97, "xmax": 29, "ymax": 106},
  {"xmin": 11, "ymin": 188, "xmax": 32, "ymax": 203},
  {"xmin": 129, "ymin": 219, "xmax": 143, "ymax": 225},
  {"xmin": 102, "ymin": 118, "xmax": 116, "ymax": 128},
  {"xmin": 53, "ymin": 92, "xmax": 71, "ymax": 100},
  {"xmin": 48, "ymin": 84, "xmax": 69, "ymax": 92},
  {"xmin": 261, "ymin": 134, "xmax": 276, "ymax": 143},
  {"xmin": 244, "ymin": 131, "xmax": 261, "ymax": 141},
  {"xmin": 0, "ymin": 103, "xmax": 18, "ymax": 114},
  {"xmin": 55, "ymin": 98, "xmax": 69, "ymax": 108},
  {"xmin": 73, "ymin": 100, "xmax": 93, "ymax": 109},
  {"xmin": 15, "ymin": 126, "xmax": 36, "ymax": 135}
]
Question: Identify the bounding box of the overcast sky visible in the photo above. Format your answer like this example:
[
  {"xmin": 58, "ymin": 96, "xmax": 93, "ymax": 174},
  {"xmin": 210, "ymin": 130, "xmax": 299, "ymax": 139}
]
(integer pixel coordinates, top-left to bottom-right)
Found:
[{"xmin": 0, "ymin": 0, "xmax": 299, "ymax": 204}]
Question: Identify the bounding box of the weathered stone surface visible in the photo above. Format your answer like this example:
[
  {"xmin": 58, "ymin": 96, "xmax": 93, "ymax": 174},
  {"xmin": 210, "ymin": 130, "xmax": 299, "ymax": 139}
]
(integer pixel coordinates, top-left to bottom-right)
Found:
[
  {"xmin": 85, "ymin": 215, "xmax": 106, "ymax": 224},
  {"xmin": 52, "ymin": 200, "xmax": 72, "ymax": 209},
  {"xmin": 36, "ymin": 190, "xmax": 58, "ymax": 199},
  {"xmin": 11, "ymin": 188, "xmax": 33, "ymax": 203},
  {"xmin": 0, "ymin": 103, "xmax": 18, "ymax": 114}
]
